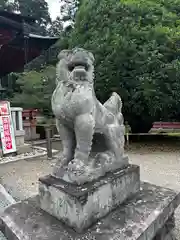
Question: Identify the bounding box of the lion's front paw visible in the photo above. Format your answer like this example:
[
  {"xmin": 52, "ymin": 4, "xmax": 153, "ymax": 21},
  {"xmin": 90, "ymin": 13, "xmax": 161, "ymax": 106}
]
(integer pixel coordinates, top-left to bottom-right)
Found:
[
  {"xmin": 56, "ymin": 152, "xmax": 71, "ymax": 165},
  {"xmin": 67, "ymin": 159, "xmax": 92, "ymax": 184},
  {"xmin": 68, "ymin": 159, "xmax": 86, "ymax": 172},
  {"xmin": 52, "ymin": 153, "xmax": 70, "ymax": 178}
]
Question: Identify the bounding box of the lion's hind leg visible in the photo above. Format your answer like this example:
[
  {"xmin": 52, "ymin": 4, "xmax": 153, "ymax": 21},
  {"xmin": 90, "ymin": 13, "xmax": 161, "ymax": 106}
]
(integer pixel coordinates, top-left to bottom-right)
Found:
[{"xmin": 103, "ymin": 123, "xmax": 125, "ymax": 164}]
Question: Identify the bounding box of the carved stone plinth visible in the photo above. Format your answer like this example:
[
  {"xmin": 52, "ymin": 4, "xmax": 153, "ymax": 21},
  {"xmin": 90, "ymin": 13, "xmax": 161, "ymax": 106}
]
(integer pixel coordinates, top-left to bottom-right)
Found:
[
  {"xmin": 39, "ymin": 164, "xmax": 140, "ymax": 233},
  {"xmin": 154, "ymin": 215, "xmax": 176, "ymax": 240},
  {"xmin": 0, "ymin": 182, "xmax": 179, "ymax": 240}
]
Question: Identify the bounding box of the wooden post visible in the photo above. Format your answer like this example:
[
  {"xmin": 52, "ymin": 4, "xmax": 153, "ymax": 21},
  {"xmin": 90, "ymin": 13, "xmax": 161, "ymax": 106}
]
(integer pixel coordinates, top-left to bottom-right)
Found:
[
  {"xmin": 0, "ymin": 138, "xmax": 3, "ymax": 158},
  {"xmin": 125, "ymin": 122, "xmax": 130, "ymax": 147},
  {"xmin": 46, "ymin": 126, "xmax": 52, "ymax": 159},
  {"xmin": 126, "ymin": 131, "xmax": 129, "ymax": 147}
]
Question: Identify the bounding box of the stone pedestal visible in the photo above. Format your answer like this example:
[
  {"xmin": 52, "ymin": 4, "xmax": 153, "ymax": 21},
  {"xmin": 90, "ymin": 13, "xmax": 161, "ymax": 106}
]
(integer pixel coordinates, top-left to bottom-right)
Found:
[
  {"xmin": 0, "ymin": 182, "xmax": 179, "ymax": 240},
  {"xmin": 39, "ymin": 165, "xmax": 140, "ymax": 232},
  {"xmin": 23, "ymin": 122, "xmax": 40, "ymax": 141},
  {"xmin": 10, "ymin": 107, "xmax": 25, "ymax": 147}
]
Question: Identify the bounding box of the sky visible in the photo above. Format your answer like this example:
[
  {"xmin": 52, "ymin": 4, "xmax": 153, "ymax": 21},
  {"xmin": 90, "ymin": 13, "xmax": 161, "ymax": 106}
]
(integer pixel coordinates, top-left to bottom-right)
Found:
[
  {"xmin": 9, "ymin": 0, "xmax": 60, "ymax": 20},
  {"xmin": 46, "ymin": 0, "xmax": 61, "ymax": 20}
]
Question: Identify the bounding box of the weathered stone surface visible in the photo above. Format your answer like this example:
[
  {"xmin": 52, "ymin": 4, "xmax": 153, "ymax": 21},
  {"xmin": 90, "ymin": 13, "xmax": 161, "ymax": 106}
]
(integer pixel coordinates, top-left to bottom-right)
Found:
[
  {"xmin": 0, "ymin": 232, "xmax": 6, "ymax": 240},
  {"xmin": 39, "ymin": 164, "xmax": 140, "ymax": 232},
  {"xmin": 0, "ymin": 184, "xmax": 15, "ymax": 240},
  {"xmin": 1, "ymin": 182, "xmax": 180, "ymax": 240},
  {"xmin": 51, "ymin": 48, "xmax": 128, "ymax": 184},
  {"xmin": 154, "ymin": 215, "xmax": 176, "ymax": 240},
  {"xmin": 0, "ymin": 184, "xmax": 15, "ymax": 213}
]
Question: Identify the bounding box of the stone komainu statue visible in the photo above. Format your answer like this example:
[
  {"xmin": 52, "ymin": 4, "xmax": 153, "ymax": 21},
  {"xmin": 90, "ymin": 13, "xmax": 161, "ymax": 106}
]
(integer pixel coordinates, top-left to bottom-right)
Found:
[{"xmin": 51, "ymin": 48, "xmax": 128, "ymax": 184}]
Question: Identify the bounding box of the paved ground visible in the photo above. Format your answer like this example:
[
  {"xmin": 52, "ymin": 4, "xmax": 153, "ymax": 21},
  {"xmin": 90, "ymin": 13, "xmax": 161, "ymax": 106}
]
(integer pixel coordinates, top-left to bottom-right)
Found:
[
  {"xmin": 0, "ymin": 140, "xmax": 180, "ymax": 238},
  {"xmin": 127, "ymin": 142, "xmax": 180, "ymax": 239}
]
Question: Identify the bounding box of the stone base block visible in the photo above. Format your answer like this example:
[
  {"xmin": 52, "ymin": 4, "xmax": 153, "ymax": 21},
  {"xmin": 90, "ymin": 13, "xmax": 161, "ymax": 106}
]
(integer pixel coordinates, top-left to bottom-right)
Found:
[
  {"xmin": 154, "ymin": 215, "xmax": 176, "ymax": 240},
  {"xmin": 14, "ymin": 130, "xmax": 25, "ymax": 147},
  {"xmin": 39, "ymin": 164, "xmax": 140, "ymax": 232},
  {"xmin": 0, "ymin": 182, "xmax": 180, "ymax": 240},
  {"xmin": 24, "ymin": 124, "xmax": 40, "ymax": 141},
  {"xmin": 15, "ymin": 136, "xmax": 24, "ymax": 147}
]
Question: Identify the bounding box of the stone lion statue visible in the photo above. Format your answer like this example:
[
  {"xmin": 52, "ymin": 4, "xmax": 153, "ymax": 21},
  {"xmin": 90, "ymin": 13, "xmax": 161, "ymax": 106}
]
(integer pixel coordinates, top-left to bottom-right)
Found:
[{"xmin": 51, "ymin": 48, "xmax": 128, "ymax": 184}]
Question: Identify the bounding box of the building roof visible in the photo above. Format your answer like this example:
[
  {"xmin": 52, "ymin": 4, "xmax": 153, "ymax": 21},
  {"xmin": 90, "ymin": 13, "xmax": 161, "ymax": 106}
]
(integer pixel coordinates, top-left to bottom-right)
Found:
[
  {"xmin": 0, "ymin": 10, "xmax": 36, "ymax": 24},
  {"xmin": 0, "ymin": 34, "xmax": 59, "ymax": 77},
  {"xmin": 0, "ymin": 11, "xmax": 59, "ymax": 77}
]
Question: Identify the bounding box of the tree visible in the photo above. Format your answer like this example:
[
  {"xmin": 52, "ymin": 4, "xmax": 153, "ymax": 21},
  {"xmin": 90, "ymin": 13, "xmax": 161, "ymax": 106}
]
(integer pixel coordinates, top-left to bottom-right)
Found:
[
  {"xmin": 0, "ymin": 0, "xmax": 16, "ymax": 11},
  {"xmin": 0, "ymin": 0, "xmax": 8, "ymax": 10},
  {"xmin": 68, "ymin": 0, "xmax": 180, "ymax": 132},
  {"xmin": 59, "ymin": 0, "xmax": 81, "ymax": 27},
  {"xmin": 14, "ymin": 0, "xmax": 51, "ymax": 34},
  {"xmin": 0, "ymin": 0, "xmax": 51, "ymax": 34},
  {"xmin": 48, "ymin": 17, "xmax": 63, "ymax": 36},
  {"xmin": 11, "ymin": 66, "xmax": 56, "ymax": 115}
]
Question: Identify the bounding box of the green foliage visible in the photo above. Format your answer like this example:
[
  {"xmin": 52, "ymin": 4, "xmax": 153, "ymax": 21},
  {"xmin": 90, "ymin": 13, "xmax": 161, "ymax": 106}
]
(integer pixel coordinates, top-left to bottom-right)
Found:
[
  {"xmin": 11, "ymin": 66, "xmax": 56, "ymax": 115},
  {"xmin": 68, "ymin": 0, "xmax": 180, "ymax": 131},
  {"xmin": 0, "ymin": 0, "xmax": 15, "ymax": 11},
  {"xmin": 48, "ymin": 17, "xmax": 63, "ymax": 36},
  {"xmin": 0, "ymin": 0, "xmax": 51, "ymax": 34},
  {"xmin": 60, "ymin": 0, "xmax": 81, "ymax": 23},
  {"xmin": 0, "ymin": 0, "xmax": 6, "ymax": 9},
  {"xmin": 14, "ymin": 0, "xmax": 51, "ymax": 34}
]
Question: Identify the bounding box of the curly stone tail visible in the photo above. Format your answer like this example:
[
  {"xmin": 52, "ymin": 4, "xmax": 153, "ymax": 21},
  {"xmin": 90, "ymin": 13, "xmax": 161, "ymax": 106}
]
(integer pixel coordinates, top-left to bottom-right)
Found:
[{"xmin": 103, "ymin": 92, "xmax": 122, "ymax": 115}]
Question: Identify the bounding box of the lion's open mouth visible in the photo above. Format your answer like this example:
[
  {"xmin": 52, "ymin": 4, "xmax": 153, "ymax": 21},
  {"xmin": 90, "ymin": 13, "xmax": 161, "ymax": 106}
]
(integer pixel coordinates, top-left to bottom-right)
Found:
[{"xmin": 68, "ymin": 61, "xmax": 89, "ymax": 72}]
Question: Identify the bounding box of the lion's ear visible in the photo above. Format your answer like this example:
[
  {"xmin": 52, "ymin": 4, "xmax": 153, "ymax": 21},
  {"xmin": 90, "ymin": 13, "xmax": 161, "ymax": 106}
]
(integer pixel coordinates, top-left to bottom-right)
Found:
[
  {"xmin": 57, "ymin": 51, "xmax": 65, "ymax": 60},
  {"xmin": 57, "ymin": 52, "xmax": 62, "ymax": 60},
  {"xmin": 88, "ymin": 52, "xmax": 95, "ymax": 63},
  {"xmin": 58, "ymin": 50, "xmax": 71, "ymax": 60}
]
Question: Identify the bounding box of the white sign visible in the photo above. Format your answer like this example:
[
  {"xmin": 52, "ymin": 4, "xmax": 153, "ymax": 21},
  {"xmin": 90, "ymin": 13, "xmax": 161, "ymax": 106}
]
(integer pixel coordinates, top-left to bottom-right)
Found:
[{"xmin": 0, "ymin": 101, "xmax": 16, "ymax": 155}]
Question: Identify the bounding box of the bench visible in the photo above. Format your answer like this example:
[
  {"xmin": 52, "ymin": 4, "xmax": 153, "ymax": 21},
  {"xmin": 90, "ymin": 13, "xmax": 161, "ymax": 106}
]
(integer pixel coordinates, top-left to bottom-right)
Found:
[
  {"xmin": 151, "ymin": 122, "xmax": 180, "ymax": 132},
  {"xmin": 125, "ymin": 121, "xmax": 180, "ymax": 145}
]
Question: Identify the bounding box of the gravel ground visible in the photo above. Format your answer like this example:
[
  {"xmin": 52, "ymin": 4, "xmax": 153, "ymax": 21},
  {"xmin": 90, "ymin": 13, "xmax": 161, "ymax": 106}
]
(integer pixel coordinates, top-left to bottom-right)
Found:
[
  {"xmin": 127, "ymin": 143, "xmax": 180, "ymax": 239},
  {"xmin": 0, "ymin": 148, "xmax": 47, "ymax": 165},
  {"xmin": 0, "ymin": 140, "xmax": 180, "ymax": 238}
]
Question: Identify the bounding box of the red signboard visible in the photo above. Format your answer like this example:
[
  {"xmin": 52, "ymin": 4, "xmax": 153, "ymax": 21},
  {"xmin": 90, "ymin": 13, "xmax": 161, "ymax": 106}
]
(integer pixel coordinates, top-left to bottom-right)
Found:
[
  {"xmin": 0, "ymin": 101, "xmax": 16, "ymax": 154},
  {"xmin": 1, "ymin": 116, "xmax": 13, "ymax": 150}
]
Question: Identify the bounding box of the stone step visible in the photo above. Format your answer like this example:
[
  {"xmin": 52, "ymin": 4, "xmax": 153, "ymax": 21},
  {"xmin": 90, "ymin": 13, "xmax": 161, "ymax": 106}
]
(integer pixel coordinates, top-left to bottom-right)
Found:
[
  {"xmin": 0, "ymin": 184, "xmax": 15, "ymax": 240},
  {"xmin": 0, "ymin": 182, "xmax": 179, "ymax": 240}
]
